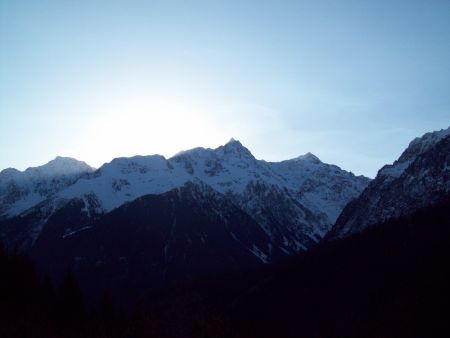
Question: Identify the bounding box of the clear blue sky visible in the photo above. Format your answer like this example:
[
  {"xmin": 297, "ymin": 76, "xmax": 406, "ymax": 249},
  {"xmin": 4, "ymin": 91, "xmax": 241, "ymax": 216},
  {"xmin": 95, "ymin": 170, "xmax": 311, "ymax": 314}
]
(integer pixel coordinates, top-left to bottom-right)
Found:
[{"xmin": 1, "ymin": 0, "xmax": 449, "ymax": 177}]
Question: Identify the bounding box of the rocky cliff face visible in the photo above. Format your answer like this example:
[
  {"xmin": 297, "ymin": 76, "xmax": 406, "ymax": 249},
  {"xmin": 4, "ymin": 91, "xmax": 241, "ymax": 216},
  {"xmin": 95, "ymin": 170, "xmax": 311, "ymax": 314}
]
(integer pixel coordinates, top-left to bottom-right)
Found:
[{"xmin": 329, "ymin": 127, "xmax": 450, "ymax": 239}]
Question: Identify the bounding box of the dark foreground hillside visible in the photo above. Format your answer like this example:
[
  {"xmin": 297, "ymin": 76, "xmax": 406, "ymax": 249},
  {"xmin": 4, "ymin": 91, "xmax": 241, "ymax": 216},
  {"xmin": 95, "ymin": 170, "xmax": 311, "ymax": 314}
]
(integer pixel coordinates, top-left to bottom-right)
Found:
[
  {"xmin": 228, "ymin": 198, "xmax": 450, "ymax": 338},
  {"xmin": 1, "ymin": 199, "xmax": 449, "ymax": 338}
]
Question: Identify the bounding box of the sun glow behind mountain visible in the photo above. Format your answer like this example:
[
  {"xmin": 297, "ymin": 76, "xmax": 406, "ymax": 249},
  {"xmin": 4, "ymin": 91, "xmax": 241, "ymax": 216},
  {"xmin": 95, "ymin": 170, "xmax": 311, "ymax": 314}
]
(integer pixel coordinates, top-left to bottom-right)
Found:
[
  {"xmin": 71, "ymin": 99, "xmax": 218, "ymax": 167},
  {"xmin": 45, "ymin": 72, "xmax": 298, "ymax": 170},
  {"xmin": 63, "ymin": 95, "xmax": 286, "ymax": 169},
  {"xmin": 1, "ymin": 1, "xmax": 449, "ymax": 177}
]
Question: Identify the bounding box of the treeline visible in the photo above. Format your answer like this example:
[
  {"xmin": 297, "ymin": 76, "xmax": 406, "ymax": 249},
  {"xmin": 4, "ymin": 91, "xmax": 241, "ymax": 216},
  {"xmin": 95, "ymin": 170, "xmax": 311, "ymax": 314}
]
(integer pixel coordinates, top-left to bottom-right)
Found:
[
  {"xmin": 0, "ymin": 243, "xmax": 125, "ymax": 338},
  {"xmin": 0, "ymin": 242, "xmax": 231, "ymax": 338},
  {"xmin": 1, "ymin": 198, "xmax": 450, "ymax": 337}
]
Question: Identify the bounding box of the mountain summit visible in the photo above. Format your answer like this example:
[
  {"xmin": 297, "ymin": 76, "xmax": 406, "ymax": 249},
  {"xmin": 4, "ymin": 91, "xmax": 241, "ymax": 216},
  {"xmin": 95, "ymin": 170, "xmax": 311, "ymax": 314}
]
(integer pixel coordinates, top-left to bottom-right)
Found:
[{"xmin": 0, "ymin": 157, "xmax": 94, "ymax": 218}]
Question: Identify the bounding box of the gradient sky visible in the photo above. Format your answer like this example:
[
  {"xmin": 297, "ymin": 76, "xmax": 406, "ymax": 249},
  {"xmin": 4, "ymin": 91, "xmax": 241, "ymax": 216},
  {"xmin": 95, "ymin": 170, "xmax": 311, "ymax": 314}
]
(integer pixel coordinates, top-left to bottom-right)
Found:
[{"xmin": 1, "ymin": 0, "xmax": 449, "ymax": 177}]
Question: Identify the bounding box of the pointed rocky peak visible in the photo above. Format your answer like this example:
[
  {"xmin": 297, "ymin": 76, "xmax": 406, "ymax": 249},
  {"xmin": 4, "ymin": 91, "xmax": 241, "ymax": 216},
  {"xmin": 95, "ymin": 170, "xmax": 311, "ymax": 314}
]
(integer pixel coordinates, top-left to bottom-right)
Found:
[
  {"xmin": 217, "ymin": 138, "xmax": 255, "ymax": 159},
  {"xmin": 225, "ymin": 137, "xmax": 244, "ymax": 147}
]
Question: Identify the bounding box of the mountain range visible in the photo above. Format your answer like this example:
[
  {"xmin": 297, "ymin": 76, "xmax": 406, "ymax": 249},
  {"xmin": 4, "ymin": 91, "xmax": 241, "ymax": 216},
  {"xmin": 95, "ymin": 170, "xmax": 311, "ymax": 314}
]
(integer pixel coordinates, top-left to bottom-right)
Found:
[
  {"xmin": 0, "ymin": 126, "xmax": 449, "ymax": 301},
  {"xmin": 0, "ymin": 139, "xmax": 368, "ymax": 255}
]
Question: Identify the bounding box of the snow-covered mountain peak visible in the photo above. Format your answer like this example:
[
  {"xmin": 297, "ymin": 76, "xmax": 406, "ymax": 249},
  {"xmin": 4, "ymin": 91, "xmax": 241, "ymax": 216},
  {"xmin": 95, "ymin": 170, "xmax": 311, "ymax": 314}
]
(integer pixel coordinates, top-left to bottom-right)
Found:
[
  {"xmin": 330, "ymin": 126, "xmax": 450, "ymax": 239},
  {"xmin": 169, "ymin": 140, "xmax": 257, "ymax": 178},
  {"xmin": 399, "ymin": 126, "xmax": 450, "ymax": 162},
  {"xmin": 379, "ymin": 126, "xmax": 450, "ymax": 179},
  {"xmin": 0, "ymin": 158, "xmax": 94, "ymax": 185},
  {"xmin": 223, "ymin": 137, "xmax": 244, "ymax": 149},
  {"xmin": 291, "ymin": 152, "xmax": 321, "ymax": 164},
  {"xmin": 171, "ymin": 139, "xmax": 253, "ymax": 161},
  {"xmin": 1, "ymin": 157, "xmax": 94, "ymax": 180},
  {"xmin": 0, "ymin": 168, "xmax": 20, "ymax": 180},
  {"xmin": 0, "ymin": 157, "xmax": 95, "ymax": 218},
  {"xmin": 216, "ymin": 138, "xmax": 254, "ymax": 159},
  {"xmin": 28, "ymin": 156, "xmax": 95, "ymax": 177},
  {"xmin": 100, "ymin": 155, "xmax": 169, "ymax": 176}
]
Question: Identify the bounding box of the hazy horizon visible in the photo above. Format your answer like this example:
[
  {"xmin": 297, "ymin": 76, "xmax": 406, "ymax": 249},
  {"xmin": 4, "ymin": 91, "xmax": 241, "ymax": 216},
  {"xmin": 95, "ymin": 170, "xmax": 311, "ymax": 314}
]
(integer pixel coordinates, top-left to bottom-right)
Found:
[{"xmin": 1, "ymin": 1, "xmax": 449, "ymax": 177}]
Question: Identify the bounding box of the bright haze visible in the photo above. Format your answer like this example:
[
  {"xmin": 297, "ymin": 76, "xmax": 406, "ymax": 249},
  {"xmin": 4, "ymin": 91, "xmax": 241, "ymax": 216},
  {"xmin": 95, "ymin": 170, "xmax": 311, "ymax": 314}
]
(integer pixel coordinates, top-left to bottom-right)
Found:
[{"xmin": 1, "ymin": 1, "xmax": 449, "ymax": 177}]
